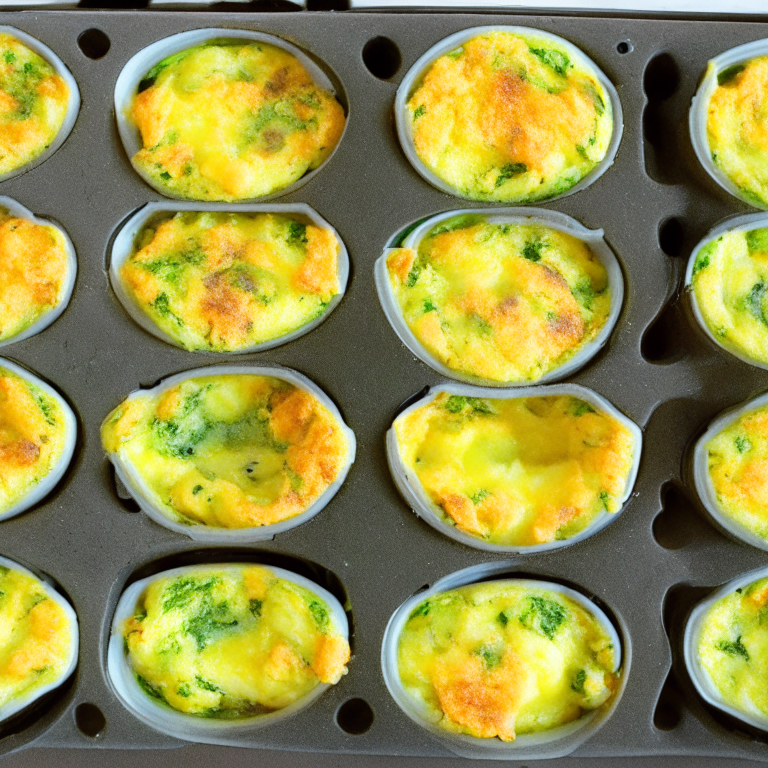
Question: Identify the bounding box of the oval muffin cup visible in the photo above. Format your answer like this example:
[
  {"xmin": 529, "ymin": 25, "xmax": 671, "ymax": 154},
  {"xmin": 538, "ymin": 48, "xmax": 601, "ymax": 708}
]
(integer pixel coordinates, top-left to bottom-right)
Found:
[
  {"xmin": 684, "ymin": 564, "xmax": 768, "ymax": 732},
  {"xmin": 114, "ymin": 28, "xmax": 346, "ymax": 201},
  {"xmin": 103, "ymin": 365, "xmax": 356, "ymax": 543},
  {"xmin": 107, "ymin": 562, "xmax": 349, "ymax": 745},
  {"xmin": 690, "ymin": 39, "xmax": 768, "ymax": 210},
  {"xmin": 110, "ymin": 202, "xmax": 349, "ymax": 353},
  {"xmin": 0, "ymin": 554, "xmax": 78, "ymax": 726},
  {"xmin": 375, "ymin": 208, "xmax": 624, "ymax": 387},
  {"xmin": 381, "ymin": 560, "xmax": 626, "ymax": 760},
  {"xmin": 692, "ymin": 390, "xmax": 768, "ymax": 551},
  {"xmin": 0, "ymin": 358, "xmax": 77, "ymax": 522},
  {"xmin": 0, "ymin": 196, "xmax": 76, "ymax": 347},
  {"xmin": 0, "ymin": 27, "xmax": 79, "ymax": 184},
  {"xmin": 387, "ymin": 382, "xmax": 642, "ymax": 554},
  {"xmin": 394, "ymin": 26, "xmax": 623, "ymax": 203},
  {"xmin": 684, "ymin": 212, "xmax": 768, "ymax": 369}
]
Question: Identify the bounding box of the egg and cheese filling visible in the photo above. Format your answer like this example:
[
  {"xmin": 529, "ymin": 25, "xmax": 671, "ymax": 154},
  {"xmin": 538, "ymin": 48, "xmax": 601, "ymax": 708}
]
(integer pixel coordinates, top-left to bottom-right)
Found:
[
  {"xmin": 394, "ymin": 392, "xmax": 635, "ymax": 546},
  {"xmin": 119, "ymin": 212, "xmax": 340, "ymax": 352},
  {"xmin": 130, "ymin": 41, "xmax": 345, "ymax": 201},
  {"xmin": 101, "ymin": 374, "xmax": 350, "ymax": 530},
  {"xmin": 0, "ymin": 565, "xmax": 73, "ymax": 714},
  {"xmin": 397, "ymin": 582, "xmax": 617, "ymax": 741},
  {"xmin": 704, "ymin": 402, "xmax": 768, "ymax": 540},
  {"xmin": 707, "ymin": 57, "xmax": 768, "ymax": 208},
  {"xmin": 696, "ymin": 576, "xmax": 768, "ymax": 722},
  {"xmin": 406, "ymin": 32, "xmax": 613, "ymax": 202},
  {"xmin": 0, "ymin": 34, "xmax": 70, "ymax": 177},
  {"xmin": 0, "ymin": 211, "xmax": 70, "ymax": 343},
  {"xmin": 691, "ymin": 227, "xmax": 768, "ymax": 365},
  {"xmin": 122, "ymin": 566, "xmax": 349, "ymax": 718},
  {"xmin": 0, "ymin": 367, "xmax": 68, "ymax": 516},
  {"xmin": 387, "ymin": 217, "xmax": 611, "ymax": 383}
]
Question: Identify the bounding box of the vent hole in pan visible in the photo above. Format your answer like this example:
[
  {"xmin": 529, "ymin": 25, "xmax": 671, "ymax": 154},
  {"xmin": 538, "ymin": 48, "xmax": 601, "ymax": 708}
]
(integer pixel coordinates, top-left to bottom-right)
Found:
[
  {"xmin": 643, "ymin": 53, "xmax": 682, "ymax": 185},
  {"xmin": 641, "ymin": 300, "xmax": 686, "ymax": 364},
  {"xmin": 616, "ymin": 41, "xmax": 632, "ymax": 54},
  {"xmin": 362, "ymin": 37, "xmax": 401, "ymax": 81},
  {"xmin": 654, "ymin": 671, "xmax": 683, "ymax": 731},
  {"xmin": 653, "ymin": 482, "xmax": 705, "ymax": 550},
  {"xmin": 658, "ymin": 218, "xmax": 685, "ymax": 258},
  {"xmin": 335, "ymin": 698, "xmax": 374, "ymax": 735},
  {"xmin": 74, "ymin": 703, "xmax": 106, "ymax": 738},
  {"xmin": 77, "ymin": 29, "xmax": 111, "ymax": 60}
]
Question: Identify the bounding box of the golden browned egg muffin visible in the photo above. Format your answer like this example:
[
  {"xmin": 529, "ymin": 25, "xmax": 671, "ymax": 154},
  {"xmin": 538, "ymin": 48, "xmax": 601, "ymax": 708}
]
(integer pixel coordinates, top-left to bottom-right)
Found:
[
  {"xmin": 101, "ymin": 373, "xmax": 352, "ymax": 530},
  {"xmin": 121, "ymin": 565, "xmax": 349, "ymax": 718},
  {"xmin": 690, "ymin": 226, "xmax": 768, "ymax": 365},
  {"xmin": 704, "ymin": 402, "xmax": 768, "ymax": 542},
  {"xmin": 0, "ymin": 563, "xmax": 75, "ymax": 716},
  {"xmin": 0, "ymin": 365, "xmax": 70, "ymax": 517},
  {"xmin": 406, "ymin": 31, "xmax": 614, "ymax": 202},
  {"xmin": 707, "ymin": 57, "xmax": 768, "ymax": 208},
  {"xmin": 0, "ymin": 34, "xmax": 70, "ymax": 177},
  {"xmin": 118, "ymin": 211, "xmax": 341, "ymax": 352},
  {"xmin": 397, "ymin": 582, "xmax": 618, "ymax": 741},
  {"xmin": 0, "ymin": 210, "xmax": 71, "ymax": 343},
  {"xmin": 393, "ymin": 391, "xmax": 636, "ymax": 546},
  {"xmin": 129, "ymin": 41, "xmax": 345, "ymax": 201},
  {"xmin": 386, "ymin": 216, "xmax": 611, "ymax": 383},
  {"xmin": 694, "ymin": 575, "xmax": 768, "ymax": 723}
]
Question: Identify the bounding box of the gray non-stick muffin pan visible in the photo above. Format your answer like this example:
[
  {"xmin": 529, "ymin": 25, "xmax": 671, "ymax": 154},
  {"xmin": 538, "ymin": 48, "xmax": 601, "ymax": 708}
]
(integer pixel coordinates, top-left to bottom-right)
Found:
[{"xmin": 2, "ymin": 6, "xmax": 768, "ymax": 761}]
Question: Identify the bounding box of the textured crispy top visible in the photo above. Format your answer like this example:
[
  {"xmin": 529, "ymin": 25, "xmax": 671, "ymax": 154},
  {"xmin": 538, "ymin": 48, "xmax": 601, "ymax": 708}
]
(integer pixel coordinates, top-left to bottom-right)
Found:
[{"xmin": 406, "ymin": 32, "xmax": 613, "ymax": 202}]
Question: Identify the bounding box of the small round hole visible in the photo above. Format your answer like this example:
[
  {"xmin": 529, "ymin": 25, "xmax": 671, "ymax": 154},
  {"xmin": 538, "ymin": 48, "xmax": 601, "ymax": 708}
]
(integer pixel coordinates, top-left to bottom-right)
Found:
[
  {"xmin": 75, "ymin": 703, "xmax": 106, "ymax": 738},
  {"xmin": 362, "ymin": 37, "xmax": 401, "ymax": 80},
  {"xmin": 336, "ymin": 697, "xmax": 374, "ymax": 735},
  {"xmin": 616, "ymin": 41, "xmax": 632, "ymax": 55},
  {"xmin": 77, "ymin": 29, "xmax": 111, "ymax": 60},
  {"xmin": 658, "ymin": 217, "xmax": 685, "ymax": 257}
]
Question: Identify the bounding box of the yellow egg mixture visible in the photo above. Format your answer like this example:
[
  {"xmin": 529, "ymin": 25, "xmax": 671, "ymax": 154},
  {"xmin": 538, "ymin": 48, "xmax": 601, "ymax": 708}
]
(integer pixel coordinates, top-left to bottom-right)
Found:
[
  {"xmin": 394, "ymin": 392, "xmax": 636, "ymax": 546},
  {"xmin": 397, "ymin": 582, "xmax": 617, "ymax": 741},
  {"xmin": 387, "ymin": 217, "xmax": 611, "ymax": 383},
  {"xmin": 0, "ymin": 366, "xmax": 68, "ymax": 516},
  {"xmin": 696, "ymin": 576, "xmax": 768, "ymax": 721},
  {"xmin": 691, "ymin": 227, "xmax": 768, "ymax": 365},
  {"xmin": 0, "ymin": 211, "xmax": 70, "ymax": 343},
  {"xmin": 122, "ymin": 566, "xmax": 349, "ymax": 717},
  {"xmin": 119, "ymin": 211, "xmax": 340, "ymax": 352},
  {"xmin": 707, "ymin": 56, "xmax": 768, "ymax": 208},
  {"xmin": 0, "ymin": 565, "xmax": 73, "ymax": 713},
  {"xmin": 101, "ymin": 374, "xmax": 350, "ymax": 530},
  {"xmin": 0, "ymin": 33, "xmax": 70, "ymax": 177},
  {"xmin": 130, "ymin": 41, "xmax": 345, "ymax": 201},
  {"xmin": 407, "ymin": 32, "xmax": 613, "ymax": 202},
  {"xmin": 704, "ymin": 401, "xmax": 768, "ymax": 541}
]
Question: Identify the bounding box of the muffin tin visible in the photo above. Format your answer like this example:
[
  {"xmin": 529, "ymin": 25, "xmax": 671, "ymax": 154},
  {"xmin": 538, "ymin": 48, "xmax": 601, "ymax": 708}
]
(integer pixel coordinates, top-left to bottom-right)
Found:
[{"xmin": 2, "ymin": 7, "xmax": 768, "ymax": 762}]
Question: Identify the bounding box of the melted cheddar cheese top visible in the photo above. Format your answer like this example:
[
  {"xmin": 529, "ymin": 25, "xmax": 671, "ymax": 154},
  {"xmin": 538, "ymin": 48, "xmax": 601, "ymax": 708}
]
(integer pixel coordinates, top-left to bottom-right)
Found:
[
  {"xmin": 705, "ymin": 402, "xmax": 768, "ymax": 541},
  {"xmin": 119, "ymin": 212, "xmax": 340, "ymax": 352},
  {"xmin": 0, "ymin": 34, "xmax": 70, "ymax": 177},
  {"xmin": 130, "ymin": 41, "xmax": 345, "ymax": 201},
  {"xmin": 394, "ymin": 392, "xmax": 636, "ymax": 546},
  {"xmin": 406, "ymin": 32, "xmax": 613, "ymax": 202},
  {"xmin": 691, "ymin": 227, "xmax": 768, "ymax": 365},
  {"xmin": 707, "ymin": 57, "xmax": 768, "ymax": 208},
  {"xmin": 696, "ymin": 576, "xmax": 768, "ymax": 720},
  {"xmin": 0, "ymin": 212, "xmax": 70, "ymax": 343},
  {"xmin": 101, "ymin": 374, "xmax": 350, "ymax": 530},
  {"xmin": 123, "ymin": 565, "xmax": 349, "ymax": 717},
  {"xmin": 397, "ymin": 582, "xmax": 617, "ymax": 741},
  {"xmin": 0, "ymin": 565, "xmax": 73, "ymax": 713},
  {"xmin": 0, "ymin": 366, "xmax": 69, "ymax": 516},
  {"xmin": 387, "ymin": 217, "xmax": 611, "ymax": 383}
]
